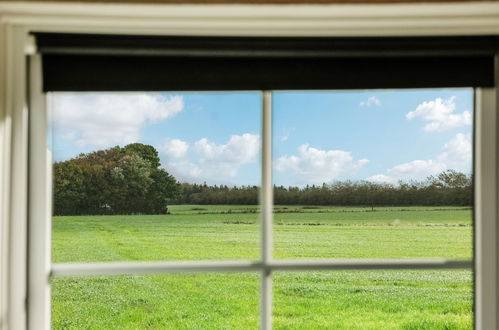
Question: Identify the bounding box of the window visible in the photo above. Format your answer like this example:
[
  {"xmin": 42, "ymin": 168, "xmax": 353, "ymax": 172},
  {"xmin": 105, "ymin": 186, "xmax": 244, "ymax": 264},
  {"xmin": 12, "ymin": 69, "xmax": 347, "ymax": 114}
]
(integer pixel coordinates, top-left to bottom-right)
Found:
[
  {"xmin": 47, "ymin": 88, "xmax": 475, "ymax": 328},
  {"xmin": 33, "ymin": 34, "xmax": 497, "ymax": 329},
  {"xmin": 1, "ymin": 3, "xmax": 499, "ymax": 329}
]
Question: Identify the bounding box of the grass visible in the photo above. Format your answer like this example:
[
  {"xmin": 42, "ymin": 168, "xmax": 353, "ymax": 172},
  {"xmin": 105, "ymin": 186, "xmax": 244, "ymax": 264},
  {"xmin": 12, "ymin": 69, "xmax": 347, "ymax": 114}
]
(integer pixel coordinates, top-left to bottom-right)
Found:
[{"xmin": 52, "ymin": 205, "xmax": 473, "ymax": 329}]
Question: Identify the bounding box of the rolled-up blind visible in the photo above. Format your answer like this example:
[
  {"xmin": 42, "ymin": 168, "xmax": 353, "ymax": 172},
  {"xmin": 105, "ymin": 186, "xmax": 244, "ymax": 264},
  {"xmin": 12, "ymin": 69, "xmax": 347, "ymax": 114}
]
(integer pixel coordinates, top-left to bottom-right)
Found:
[{"xmin": 34, "ymin": 33, "xmax": 498, "ymax": 91}]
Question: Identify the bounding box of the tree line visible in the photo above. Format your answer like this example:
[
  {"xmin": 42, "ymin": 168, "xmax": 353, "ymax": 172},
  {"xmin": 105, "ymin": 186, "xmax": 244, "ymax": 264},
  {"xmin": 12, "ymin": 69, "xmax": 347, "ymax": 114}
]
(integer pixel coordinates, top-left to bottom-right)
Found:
[
  {"xmin": 53, "ymin": 143, "xmax": 180, "ymax": 215},
  {"xmin": 173, "ymin": 170, "xmax": 472, "ymax": 207},
  {"xmin": 54, "ymin": 143, "xmax": 472, "ymax": 215}
]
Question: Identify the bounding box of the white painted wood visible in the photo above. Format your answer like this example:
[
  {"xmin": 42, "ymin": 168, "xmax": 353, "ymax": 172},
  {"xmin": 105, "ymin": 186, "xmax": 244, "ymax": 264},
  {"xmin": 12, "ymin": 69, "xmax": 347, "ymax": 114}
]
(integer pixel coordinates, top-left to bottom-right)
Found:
[
  {"xmin": 261, "ymin": 91, "xmax": 273, "ymax": 266},
  {"xmin": 475, "ymin": 85, "xmax": 499, "ymax": 329},
  {"xmin": 52, "ymin": 260, "xmax": 265, "ymax": 277},
  {"xmin": 1, "ymin": 2, "xmax": 499, "ymax": 36},
  {"xmin": 0, "ymin": 20, "xmax": 8, "ymax": 330},
  {"xmin": 261, "ymin": 91, "xmax": 273, "ymax": 330},
  {"xmin": 270, "ymin": 259, "xmax": 472, "ymax": 271},
  {"xmin": 0, "ymin": 2, "xmax": 497, "ymax": 329},
  {"xmin": 5, "ymin": 25, "xmax": 29, "ymax": 330},
  {"xmin": 260, "ymin": 268, "xmax": 272, "ymax": 330},
  {"xmin": 27, "ymin": 54, "xmax": 51, "ymax": 330},
  {"xmin": 51, "ymin": 259, "xmax": 471, "ymax": 277}
]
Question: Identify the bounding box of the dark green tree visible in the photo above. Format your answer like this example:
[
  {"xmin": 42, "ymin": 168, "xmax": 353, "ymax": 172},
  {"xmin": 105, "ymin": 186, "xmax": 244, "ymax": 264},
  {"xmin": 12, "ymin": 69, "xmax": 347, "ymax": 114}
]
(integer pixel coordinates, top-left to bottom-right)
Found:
[
  {"xmin": 110, "ymin": 153, "xmax": 154, "ymax": 213},
  {"xmin": 145, "ymin": 168, "xmax": 180, "ymax": 213},
  {"xmin": 123, "ymin": 143, "xmax": 161, "ymax": 168},
  {"xmin": 53, "ymin": 143, "xmax": 180, "ymax": 215},
  {"xmin": 53, "ymin": 161, "xmax": 85, "ymax": 215}
]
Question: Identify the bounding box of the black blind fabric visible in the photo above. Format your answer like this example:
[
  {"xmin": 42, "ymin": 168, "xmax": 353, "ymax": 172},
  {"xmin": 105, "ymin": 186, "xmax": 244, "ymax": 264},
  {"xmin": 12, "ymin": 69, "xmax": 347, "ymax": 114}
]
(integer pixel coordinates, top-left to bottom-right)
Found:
[{"xmin": 34, "ymin": 33, "xmax": 499, "ymax": 91}]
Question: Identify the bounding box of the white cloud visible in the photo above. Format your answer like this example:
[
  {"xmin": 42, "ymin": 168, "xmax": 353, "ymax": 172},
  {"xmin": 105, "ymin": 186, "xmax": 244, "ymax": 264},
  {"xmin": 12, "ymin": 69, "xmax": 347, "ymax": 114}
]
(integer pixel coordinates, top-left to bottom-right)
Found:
[
  {"xmin": 365, "ymin": 174, "xmax": 398, "ymax": 185},
  {"xmin": 437, "ymin": 133, "xmax": 472, "ymax": 170},
  {"xmin": 280, "ymin": 127, "xmax": 295, "ymax": 142},
  {"xmin": 194, "ymin": 133, "xmax": 259, "ymax": 164},
  {"xmin": 366, "ymin": 133, "xmax": 472, "ymax": 184},
  {"xmin": 388, "ymin": 159, "xmax": 446, "ymax": 178},
  {"xmin": 406, "ymin": 96, "xmax": 471, "ymax": 132},
  {"xmin": 275, "ymin": 144, "xmax": 369, "ymax": 185},
  {"xmin": 359, "ymin": 96, "xmax": 381, "ymax": 107},
  {"xmin": 163, "ymin": 133, "xmax": 260, "ymax": 184},
  {"xmin": 164, "ymin": 161, "xmax": 204, "ymax": 182},
  {"xmin": 52, "ymin": 93, "xmax": 184, "ymax": 148},
  {"xmin": 158, "ymin": 138, "xmax": 189, "ymax": 159}
]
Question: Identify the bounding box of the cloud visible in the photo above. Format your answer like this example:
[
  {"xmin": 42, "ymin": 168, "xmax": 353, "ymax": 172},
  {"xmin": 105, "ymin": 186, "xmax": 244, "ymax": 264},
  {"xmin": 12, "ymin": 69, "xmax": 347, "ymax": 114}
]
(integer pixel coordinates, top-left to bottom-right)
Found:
[
  {"xmin": 359, "ymin": 96, "xmax": 381, "ymax": 107},
  {"xmin": 158, "ymin": 138, "xmax": 189, "ymax": 159},
  {"xmin": 162, "ymin": 133, "xmax": 260, "ymax": 184},
  {"xmin": 52, "ymin": 93, "xmax": 184, "ymax": 148},
  {"xmin": 365, "ymin": 174, "xmax": 398, "ymax": 185},
  {"xmin": 366, "ymin": 133, "xmax": 472, "ymax": 184},
  {"xmin": 406, "ymin": 96, "xmax": 471, "ymax": 132},
  {"xmin": 388, "ymin": 160, "xmax": 447, "ymax": 178},
  {"xmin": 164, "ymin": 160, "xmax": 204, "ymax": 182},
  {"xmin": 437, "ymin": 133, "xmax": 472, "ymax": 170},
  {"xmin": 275, "ymin": 144, "xmax": 369, "ymax": 185},
  {"xmin": 280, "ymin": 127, "xmax": 295, "ymax": 142},
  {"xmin": 194, "ymin": 134, "xmax": 259, "ymax": 164}
]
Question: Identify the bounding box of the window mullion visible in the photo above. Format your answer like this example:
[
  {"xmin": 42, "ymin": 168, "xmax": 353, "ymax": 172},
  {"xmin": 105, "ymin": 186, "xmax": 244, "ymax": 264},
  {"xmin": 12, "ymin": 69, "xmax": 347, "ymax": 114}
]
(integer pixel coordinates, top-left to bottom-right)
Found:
[
  {"xmin": 475, "ymin": 83, "xmax": 499, "ymax": 330},
  {"xmin": 260, "ymin": 90, "xmax": 273, "ymax": 330},
  {"xmin": 28, "ymin": 53, "xmax": 51, "ymax": 330}
]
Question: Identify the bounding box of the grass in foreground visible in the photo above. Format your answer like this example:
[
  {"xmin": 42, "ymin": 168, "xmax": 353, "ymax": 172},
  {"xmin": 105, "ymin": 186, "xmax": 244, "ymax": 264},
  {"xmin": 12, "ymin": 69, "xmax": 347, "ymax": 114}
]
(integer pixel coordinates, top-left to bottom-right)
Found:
[
  {"xmin": 52, "ymin": 205, "xmax": 473, "ymax": 329},
  {"xmin": 52, "ymin": 271, "xmax": 472, "ymax": 329}
]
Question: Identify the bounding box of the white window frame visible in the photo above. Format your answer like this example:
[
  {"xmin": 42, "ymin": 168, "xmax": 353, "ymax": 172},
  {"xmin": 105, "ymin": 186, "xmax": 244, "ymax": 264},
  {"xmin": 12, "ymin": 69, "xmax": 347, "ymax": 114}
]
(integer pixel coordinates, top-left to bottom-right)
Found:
[{"xmin": 1, "ymin": 2, "xmax": 499, "ymax": 330}]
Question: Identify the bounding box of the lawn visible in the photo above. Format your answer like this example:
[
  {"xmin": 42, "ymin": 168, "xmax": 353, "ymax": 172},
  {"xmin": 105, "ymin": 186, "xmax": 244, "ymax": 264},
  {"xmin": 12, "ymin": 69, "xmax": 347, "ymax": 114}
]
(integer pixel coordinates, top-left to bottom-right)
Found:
[{"xmin": 52, "ymin": 205, "xmax": 473, "ymax": 329}]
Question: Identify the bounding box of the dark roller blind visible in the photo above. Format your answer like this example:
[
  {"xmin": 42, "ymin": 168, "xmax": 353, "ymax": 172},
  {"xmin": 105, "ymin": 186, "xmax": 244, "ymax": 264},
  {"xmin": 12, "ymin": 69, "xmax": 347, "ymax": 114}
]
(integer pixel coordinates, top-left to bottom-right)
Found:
[{"xmin": 34, "ymin": 33, "xmax": 498, "ymax": 91}]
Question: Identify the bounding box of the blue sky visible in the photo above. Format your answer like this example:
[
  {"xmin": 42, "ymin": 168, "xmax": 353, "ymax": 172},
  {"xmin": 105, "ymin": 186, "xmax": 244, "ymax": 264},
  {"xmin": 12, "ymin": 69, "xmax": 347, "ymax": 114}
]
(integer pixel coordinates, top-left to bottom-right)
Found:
[{"xmin": 51, "ymin": 88, "xmax": 473, "ymax": 186}]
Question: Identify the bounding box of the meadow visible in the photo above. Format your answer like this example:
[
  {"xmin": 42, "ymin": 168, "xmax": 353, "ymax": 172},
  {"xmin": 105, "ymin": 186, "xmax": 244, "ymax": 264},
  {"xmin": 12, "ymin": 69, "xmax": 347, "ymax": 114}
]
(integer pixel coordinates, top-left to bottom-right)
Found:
[{"xmin": 52, "ymin": 205, "xmax": 473, "ymax": 329}]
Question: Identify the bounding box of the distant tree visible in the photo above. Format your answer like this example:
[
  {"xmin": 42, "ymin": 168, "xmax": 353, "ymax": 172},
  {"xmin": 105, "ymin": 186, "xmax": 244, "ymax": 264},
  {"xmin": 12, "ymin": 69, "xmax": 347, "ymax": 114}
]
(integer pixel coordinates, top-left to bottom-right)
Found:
[
  {"xmin": 123, "ymin": 143, "xmax": 161, "ymax": 168},
  {"xmin": 145, "ymin": 169, "xmax": 180, "ymax": 213},
  {"xmin": 428, "ymin": 170, "xmax": 471, "ymax": 189},
  {"xmin": 109, "ymin": 153, "xmax": 153, "ymax": 213},
  {"xmin": 171, "ymin": 170, "xmax": 472, "ymax": 207},
  {"xmin": 54, "ymin": 146, "xmax": 472, "ymax": 213},
  {"xmin": 53, "ymin": 143, "xmax": 180, "ymax": 215},
  {"xmin": 426, "ymin": 170, "xmax": 472, "ymax": 205},
  {"xmin": 53, "ymin": 161, "xmax": 85, "ymax": 215}
]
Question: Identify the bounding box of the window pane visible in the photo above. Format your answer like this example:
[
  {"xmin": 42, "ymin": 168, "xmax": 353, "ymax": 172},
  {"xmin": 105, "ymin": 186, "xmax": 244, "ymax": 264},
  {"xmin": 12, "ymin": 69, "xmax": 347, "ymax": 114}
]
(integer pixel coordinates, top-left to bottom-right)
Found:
[
  {"xmin": 52, "ymin": 273, "xmax": 259, "ymax": 329},
  {"xmin": 272, "ymin": 89, "xmax": 473, "ymax": 260},
  {"xmin": 50, "ymin": 92, "xmax": 261, "ymax": 262},
  {"xmin": 274, "ymin": 270, "xmax": 473, "ymax": 328}
]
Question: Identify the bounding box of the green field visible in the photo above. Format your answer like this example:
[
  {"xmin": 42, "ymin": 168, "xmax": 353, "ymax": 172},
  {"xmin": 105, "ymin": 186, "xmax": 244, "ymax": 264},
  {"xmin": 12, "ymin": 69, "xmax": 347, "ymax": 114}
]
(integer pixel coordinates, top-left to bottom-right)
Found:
[{"xmin": 52, "ymin": 205, "xmax": 473, "ymax": 329}]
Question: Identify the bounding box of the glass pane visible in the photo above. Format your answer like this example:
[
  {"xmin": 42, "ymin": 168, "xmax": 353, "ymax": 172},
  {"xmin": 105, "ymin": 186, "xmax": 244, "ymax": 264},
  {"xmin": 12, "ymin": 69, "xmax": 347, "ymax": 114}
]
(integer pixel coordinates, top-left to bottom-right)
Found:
[
  {"xmin": 52, "ymin": 273, "xmax": 260, "ymax": 329},
  {"xmin": 274, "ymin": 270, "xmax": 473, "ymax": 328},
  {"xmin": 272, "ymin": 89, "xmax": 473, "ymax": 259},
  {"xmin": 50, "ymin": 92, "xmax": 261, "ymax": 262}
]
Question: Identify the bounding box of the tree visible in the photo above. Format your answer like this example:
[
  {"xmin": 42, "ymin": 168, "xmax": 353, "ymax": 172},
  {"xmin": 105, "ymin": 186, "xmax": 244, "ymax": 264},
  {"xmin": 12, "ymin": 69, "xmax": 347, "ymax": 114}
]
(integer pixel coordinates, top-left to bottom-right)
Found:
[
  {"xmin": 110, "ymin": 153, "xmax": 153, "ymax": 213},
  {"xmin": 428, "ymin": 170, "xmax": 471, "ymax": 189},
  {"xmin": 123, "ymin": 143, "xmax": 161, "ymax": 168},
  {"xmin": 53, "ymin": 143, "xmax": 180, "ymax": 215},
  {"xmin": 172, "ymin": 170, "xmax": 472, "ymax": 207},
  {"xmin": 146, "ymin": 169, "xmax": 180, "ymax": 213},
  {"xmin": 53, "ymin": 161, "xmax": 85, "ymax": 215}
]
